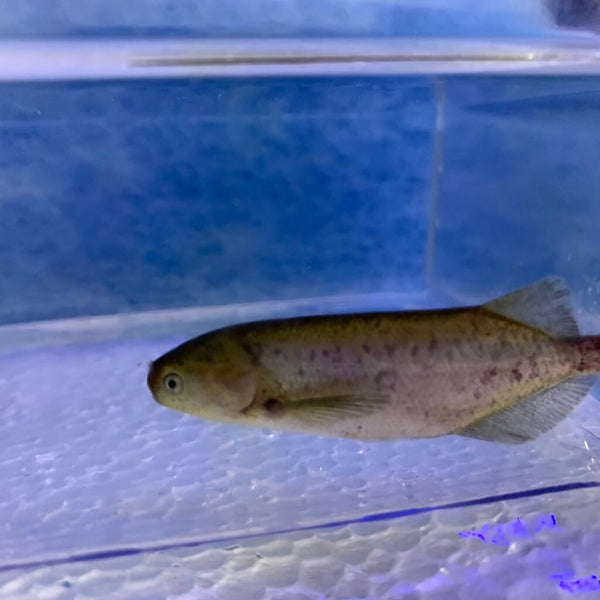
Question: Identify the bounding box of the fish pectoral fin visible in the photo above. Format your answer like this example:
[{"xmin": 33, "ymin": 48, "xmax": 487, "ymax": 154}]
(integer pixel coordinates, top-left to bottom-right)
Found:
[
  {"xmin": 456, "ymin": 374, "xmax": 596, "ymax": 444},
  {"xmin": 283, "ymin": 393, "xmax": 390, "ymax": 424},
  {"xmin": 482, "ymin": 276, "xmax": 580, "ymax": 339}
]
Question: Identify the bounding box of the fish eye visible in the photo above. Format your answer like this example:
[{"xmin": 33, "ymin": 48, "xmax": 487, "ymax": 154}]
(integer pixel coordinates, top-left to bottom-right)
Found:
[{"xmin": 163, "ymin": 373, "xmax": 183, "ymax": 394}]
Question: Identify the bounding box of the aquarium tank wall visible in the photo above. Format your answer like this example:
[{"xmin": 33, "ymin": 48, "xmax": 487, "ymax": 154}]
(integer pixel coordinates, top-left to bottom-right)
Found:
[{"xmin": 1, "ymin": 1, "xmax": 600, "ymax": 599}]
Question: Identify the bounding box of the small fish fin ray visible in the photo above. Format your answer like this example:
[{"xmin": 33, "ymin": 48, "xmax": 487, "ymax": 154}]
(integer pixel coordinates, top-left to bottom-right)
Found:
[
  {"xmin": 483, "ymin": 276, "xmax": 580, "ymax": 339},
  {"xmin": 456, "ymin": 374, "xmax": 596, "ymax": 444},
  {"xmin": 286, "ymin": 393, "xmax": 390, "ymax": 424}
]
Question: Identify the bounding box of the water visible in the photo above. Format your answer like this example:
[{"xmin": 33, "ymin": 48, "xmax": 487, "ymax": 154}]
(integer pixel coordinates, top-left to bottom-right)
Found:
[
  {"xmin": 2, "ymin": 305, "xmax": 600, "ymax": 599},
  {"xmin": 2, "ymin": 1, "xmax": 600, "ymax": 598}
]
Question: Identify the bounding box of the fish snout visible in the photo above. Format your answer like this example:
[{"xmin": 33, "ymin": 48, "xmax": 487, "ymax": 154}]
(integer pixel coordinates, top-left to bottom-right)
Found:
[{"xmin": 146, "ymin": 360, "xmax": 162, "ymax": 397}]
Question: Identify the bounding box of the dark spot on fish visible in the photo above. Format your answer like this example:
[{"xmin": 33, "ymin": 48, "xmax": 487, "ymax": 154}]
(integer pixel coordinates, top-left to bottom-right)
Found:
[
  {"xmin": 577, "ymin": 358, "xmax": 588, "ymax": 372},
  {"xmin": 297, "ymin": 367, "xmax": 305, "ymax": 376},
  {"xmin": 428, "ymin": 340, "xmax": 438, "ymax": 353},
  {"xmin": 322, "ymin": 349, "xmax": 329, "ymax": 357},
  {"xmin": 375, "ymin": 370, "xmax": 396, "ymax": 391},
  {"xmin": 384, "ymin": 344, "xmax": 395, "ymax": 358},
  {"xmin": 474, "ymin": 391, "xmax": 481, "ymax": 400},
  {"xmin": 481, "ymin": 367, "xmax": 498, "ymax": 385},
  {"xmin": 411, "ymin": 346, "xmax": 419, "ymax": 358},
  {"xmin": 511, "ymin": 368, "xmax": 523, "ymax": 382},
  {"xmin": 362, "ymin": 344, "xmax": 371, "ymax": 354},
  {"xmin": 357, "ymin": 425, "xmax": 363, "ymax": 431},
  {"xmin": 264, "ymin": 398, "xmax": 284, "ymax": 416},
  {"xmin": 424, "ymin": 410, "xmax": 430, "ymax": 418},
  {"xmin": 309, "ymin": 349, "xmax": 316, "ymax": 362},
  {"xmin": 331, "ymin": 351, "xmax": 344, "ymax": 364},
  {"xmin": 273, "ymin": 348, "xmax": 281, "ymax": 356},
  {"xmin": 445, "ymin": 349, "xmax": 453, "ymax": 361}
]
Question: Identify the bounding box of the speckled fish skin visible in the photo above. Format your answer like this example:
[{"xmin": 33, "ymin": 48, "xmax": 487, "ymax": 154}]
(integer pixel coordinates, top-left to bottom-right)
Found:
[{"xmin": 147, "ymin": 283, "xmax": 600, "ymax": 442}]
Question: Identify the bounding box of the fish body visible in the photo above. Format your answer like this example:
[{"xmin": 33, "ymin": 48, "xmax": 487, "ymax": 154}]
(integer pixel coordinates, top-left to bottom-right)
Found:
[{"xmin": 147, "ymin": 278, "xmax": 600, "ymax": 443}]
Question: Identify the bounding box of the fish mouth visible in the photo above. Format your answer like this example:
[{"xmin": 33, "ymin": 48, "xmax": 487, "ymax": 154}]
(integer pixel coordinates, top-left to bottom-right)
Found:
[{"xmin": 146, "ymin": 360, "xmax": 160, "ymax": 395}]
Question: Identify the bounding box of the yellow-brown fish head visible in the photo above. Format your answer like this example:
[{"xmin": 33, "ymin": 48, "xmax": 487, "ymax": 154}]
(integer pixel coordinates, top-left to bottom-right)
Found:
[{"xmin": 147, "ymin": 333, "xmax": 259, "ymax": 424}]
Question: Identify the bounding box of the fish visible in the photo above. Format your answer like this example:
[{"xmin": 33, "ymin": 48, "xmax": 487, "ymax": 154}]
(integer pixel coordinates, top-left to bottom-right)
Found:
[{"xmin": 146, "ymin": 277, "xmax": 600, "ymax": 443}]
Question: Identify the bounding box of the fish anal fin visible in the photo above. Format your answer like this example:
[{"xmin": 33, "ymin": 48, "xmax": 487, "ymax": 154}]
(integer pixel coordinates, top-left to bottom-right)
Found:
[
  {"xmin": 457, "ymin": 375, "xmax": 596, "ymax": 444},
  {"xmin": 483, "ymin": 276, "xmax": 580, "ymax": 339}
]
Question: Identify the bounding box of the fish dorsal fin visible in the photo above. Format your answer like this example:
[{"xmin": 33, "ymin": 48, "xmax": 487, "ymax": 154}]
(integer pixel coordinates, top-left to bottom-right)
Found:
[
  {"xmin": 483, "ymin": 276, "xmax": 580, "ymax": 339},
  {"xmin": 457, "ymin": 375, "xmax": 596, "ymax": 444}
]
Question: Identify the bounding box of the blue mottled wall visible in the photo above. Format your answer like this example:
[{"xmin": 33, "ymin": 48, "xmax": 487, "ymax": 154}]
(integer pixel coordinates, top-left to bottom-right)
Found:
[
  {"xmin": 3, "ymin": 74, "xmax": 600, "ymax": 326},
  {"xmin": 434, "ymin": 77, "xmax": 600, "ymax": 309},
  {"xmin": 0, "ymin": 78, "xmax": 434, "ymax": 324}
]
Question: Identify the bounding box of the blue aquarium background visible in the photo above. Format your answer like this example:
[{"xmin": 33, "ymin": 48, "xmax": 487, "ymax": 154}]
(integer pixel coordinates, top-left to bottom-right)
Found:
[{"xmin": 1, "ymin": 1, "xmax": 600, "ymax": 599}]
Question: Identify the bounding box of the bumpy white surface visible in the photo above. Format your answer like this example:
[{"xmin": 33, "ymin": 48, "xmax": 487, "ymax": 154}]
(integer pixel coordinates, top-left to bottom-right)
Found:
[
  {"xmin": 0, "ymin": 310, "xmax": 599, "ymax": 598},
  {"xmin": 0, "ymin": 477, "xmax": 599, "ymax": 599}
]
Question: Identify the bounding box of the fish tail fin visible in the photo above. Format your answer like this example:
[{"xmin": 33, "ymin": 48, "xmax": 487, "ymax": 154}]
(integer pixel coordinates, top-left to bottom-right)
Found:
[{"xmin": 457, "ymin": 374, "xmax": 596, "ymax": 444}]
